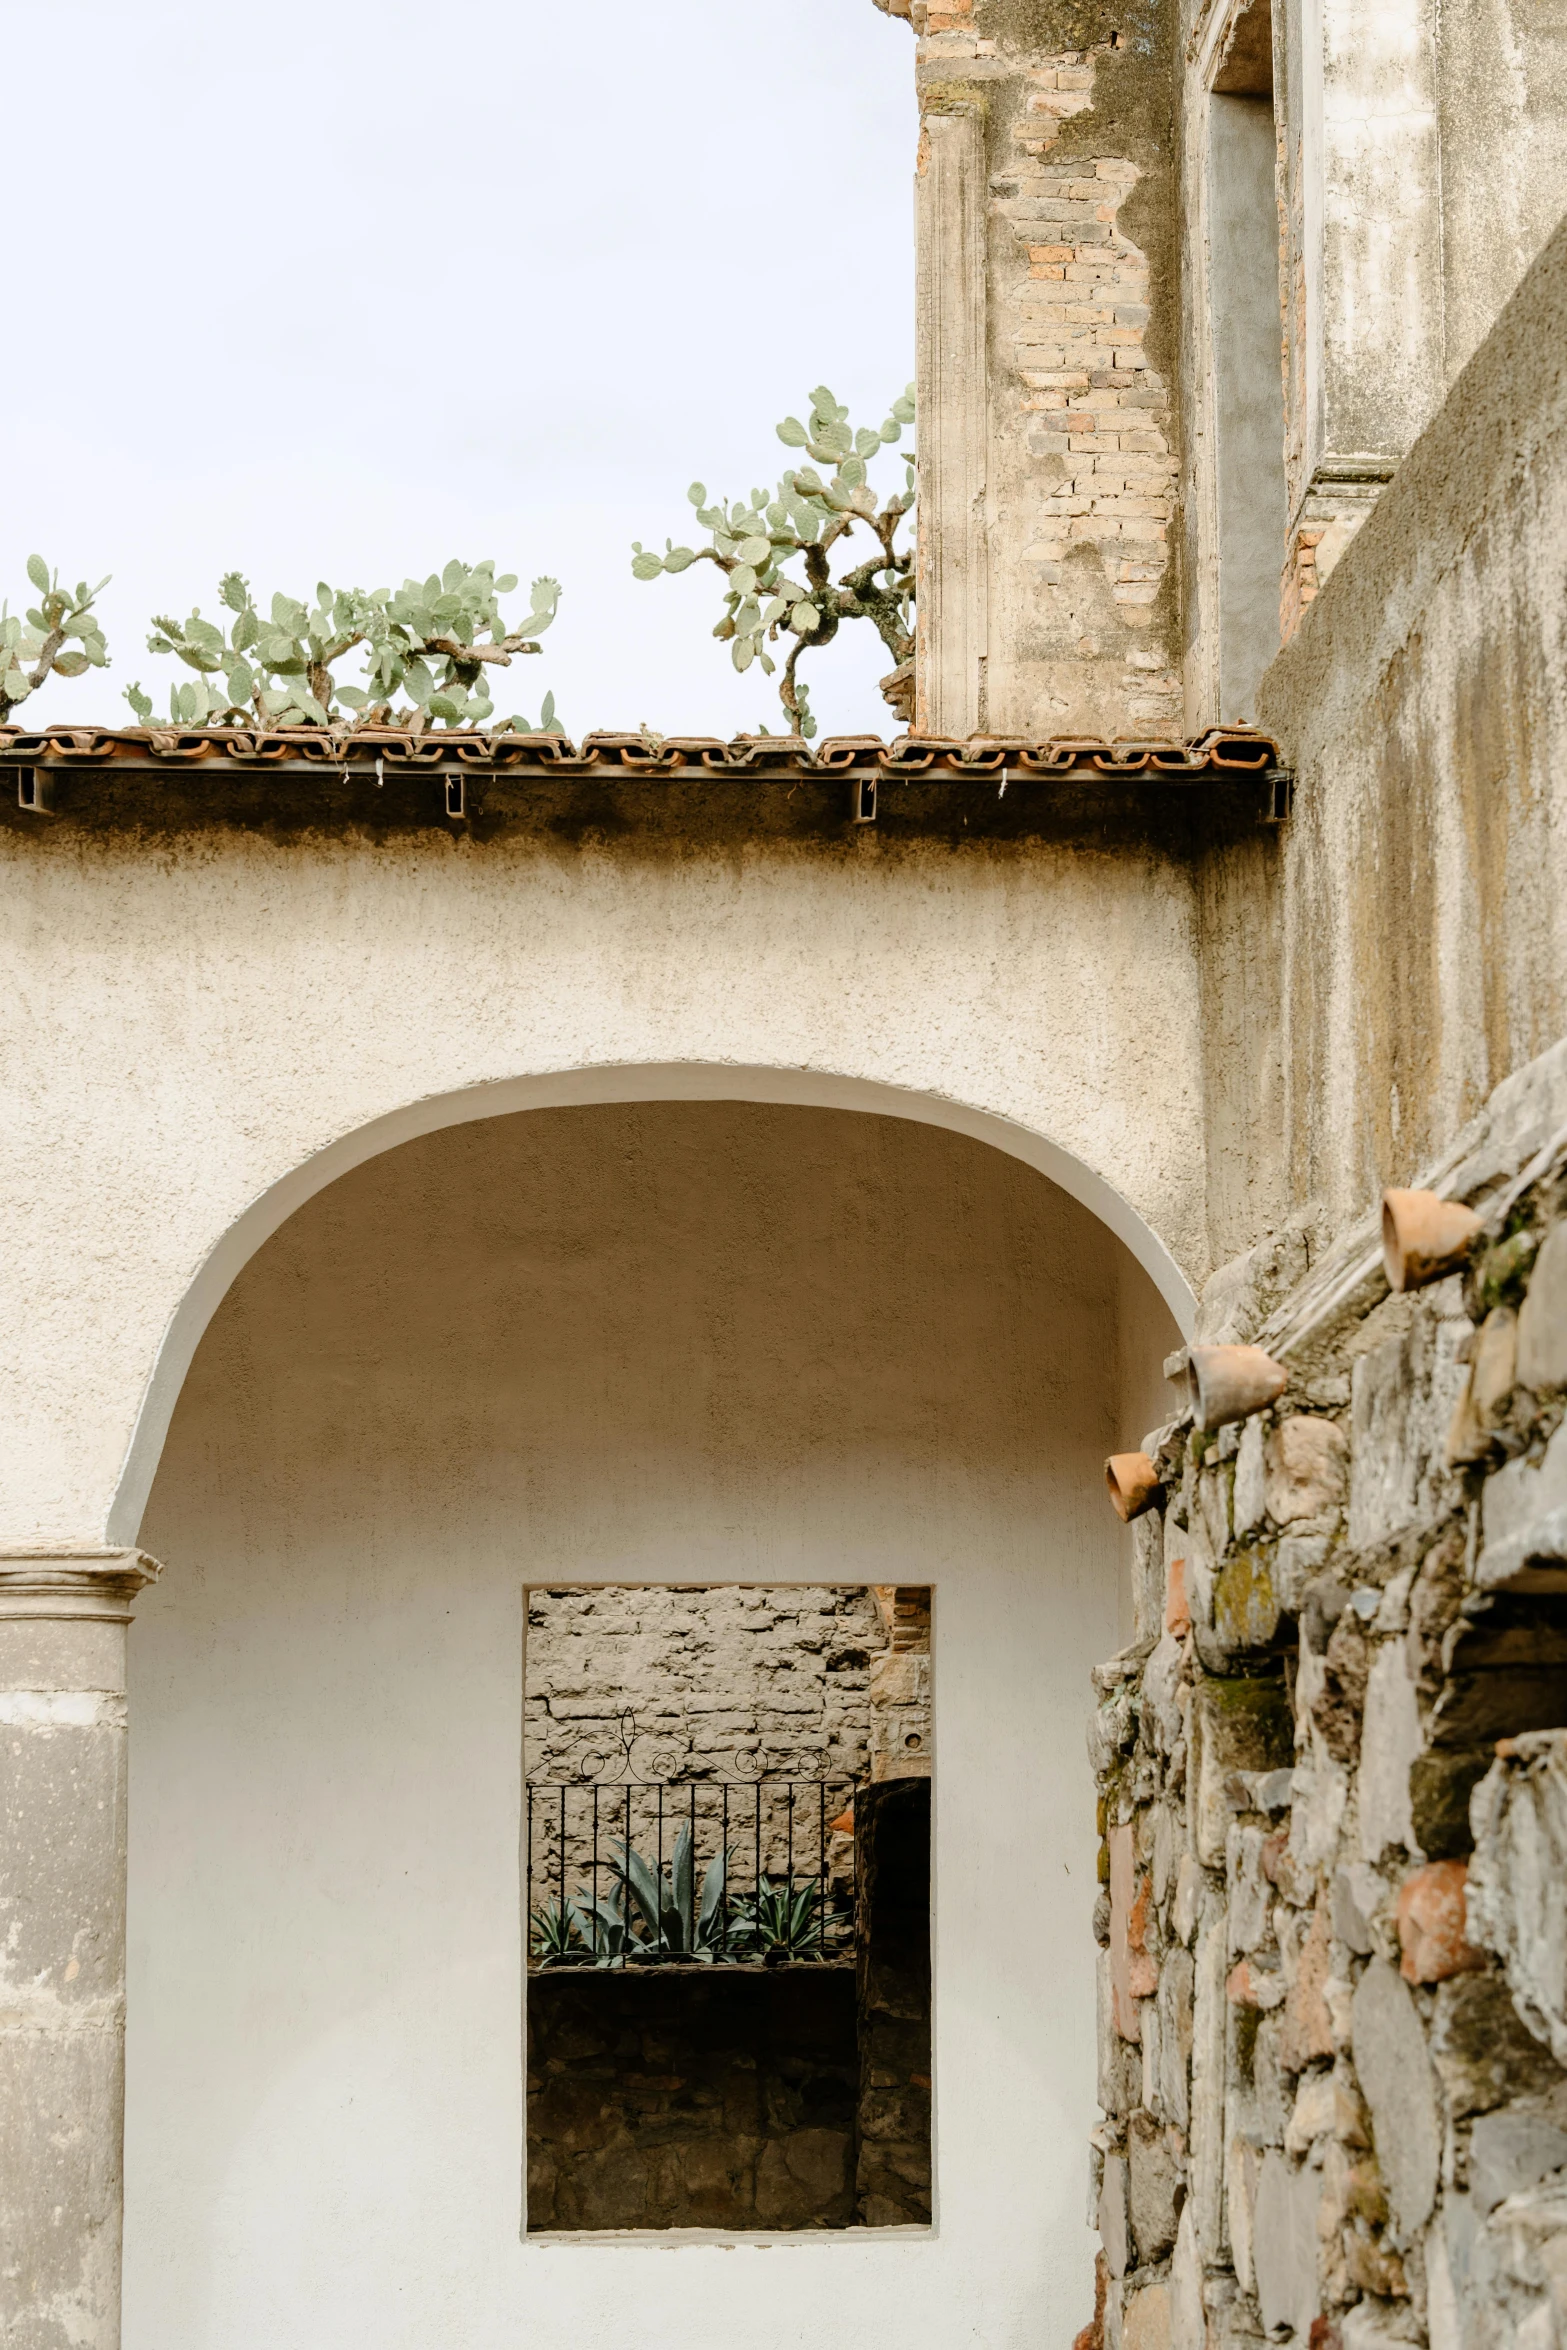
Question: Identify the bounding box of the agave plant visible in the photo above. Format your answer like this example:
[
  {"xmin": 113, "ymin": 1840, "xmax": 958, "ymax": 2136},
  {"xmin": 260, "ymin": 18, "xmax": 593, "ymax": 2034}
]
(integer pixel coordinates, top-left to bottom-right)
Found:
[
  {"xmin": 529, "ymin": 1828, "xmax": 733, "ymax": 1968},
  {"xmin": 632, "ymin": 383, "xmax": 916, "ymax": 738},
  {"xmin": 529, "ymin": 1897, "xmax": 587, "ymax": 1965},
  {"xmin": 0, "ymin": 557, "xmax": 111, "ymax": 723},
  {"xmin": 728, "ymin": 1874, "xmax": 844, "ymax": 1962},
  {"xmin": 612, "ymin": 1825, "xmax": 731, "ymax": 1961},
  {"xmin": 125, "ymin": 561, "xmax": 563, "ymax": 734}
]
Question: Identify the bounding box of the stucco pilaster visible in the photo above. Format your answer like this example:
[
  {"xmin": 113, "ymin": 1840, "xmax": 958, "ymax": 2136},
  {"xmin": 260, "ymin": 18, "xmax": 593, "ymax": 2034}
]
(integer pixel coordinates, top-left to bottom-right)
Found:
[{"xmin": 0, "ymin": 1550, "xmax": 158, "ymax": 2350}]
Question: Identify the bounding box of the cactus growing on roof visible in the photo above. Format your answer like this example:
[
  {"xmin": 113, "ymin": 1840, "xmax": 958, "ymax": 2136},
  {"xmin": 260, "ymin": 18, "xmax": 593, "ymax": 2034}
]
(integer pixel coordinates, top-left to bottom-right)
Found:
[
  {"xmin": 0, "ymin": 558, "xmax": 110, "ymax": 723},
  {"xmin": 125, "ymin": 561, "xmax": 563, "ymax": 734},
  {"xmin": 631, "ymin": 384, "xmax": 916, "ymax": 739}
]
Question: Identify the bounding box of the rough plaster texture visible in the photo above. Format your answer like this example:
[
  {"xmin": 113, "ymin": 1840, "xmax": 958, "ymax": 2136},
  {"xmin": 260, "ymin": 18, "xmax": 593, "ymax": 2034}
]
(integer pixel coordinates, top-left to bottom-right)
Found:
[
  {"xmin": 1256, "ymin": 206, "xmax": 1567, "ymax": 1234},
  {"xmin": 1436, "ymin": 0, "xmax": 1567, "ymax": 385},
  {"xmin": 0, "ymin": 822, "xmax": 1203, "ymax": 1554},
  {"xmin": 121, "ymin": 1100, "xmax": 1177, "ymax": 2349}
]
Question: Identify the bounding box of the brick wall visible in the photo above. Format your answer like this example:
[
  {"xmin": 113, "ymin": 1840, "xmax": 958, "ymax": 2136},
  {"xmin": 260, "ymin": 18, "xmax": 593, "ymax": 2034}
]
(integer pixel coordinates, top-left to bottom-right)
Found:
[{"xmin": 914, "ymin": 0, "xmax": 1182, "ymax": 736}]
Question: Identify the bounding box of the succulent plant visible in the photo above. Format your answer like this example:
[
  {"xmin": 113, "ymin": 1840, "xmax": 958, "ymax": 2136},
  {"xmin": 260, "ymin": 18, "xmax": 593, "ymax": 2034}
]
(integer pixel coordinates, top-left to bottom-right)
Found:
[
  {"xmin": 125, "ymin": 560, "xmax": 563, "ymax": 734},
  {"xmin": 0, "ymin": 558, "xmax": 111, "ymax": 723},
  {"xmin": 632, "ymin": 384, "xmax": 916, "ymax": 738}
]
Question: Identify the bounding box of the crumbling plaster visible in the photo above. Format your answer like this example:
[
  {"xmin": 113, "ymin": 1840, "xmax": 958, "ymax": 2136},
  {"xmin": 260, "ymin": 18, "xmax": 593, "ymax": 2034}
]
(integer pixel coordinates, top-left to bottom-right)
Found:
[{"xmin": 0, "ymin": 825, "xmax": 1205, "ymax": 1552}]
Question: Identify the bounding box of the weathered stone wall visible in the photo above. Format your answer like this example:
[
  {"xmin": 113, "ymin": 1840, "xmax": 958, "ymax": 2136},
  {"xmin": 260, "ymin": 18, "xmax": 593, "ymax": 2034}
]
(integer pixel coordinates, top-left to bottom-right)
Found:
[
  {"xmin": 527, "ymin": 1971, "xmax": 859, "ymax": 2232},
  {"xmin": 525, "ymin": 1583, "xmax": 883, "ymax": 1788},
  {"xmin": 1231, "ymin": 211, "xmax": 1567, "ymax": 1254},
  {"xmin": 912, "ymin": 0, "xmax": 1183, "ymax": 739},
  {"xmin": 1084, "ymin": 1039, "xmax": 1567, "ymax": 2350}
]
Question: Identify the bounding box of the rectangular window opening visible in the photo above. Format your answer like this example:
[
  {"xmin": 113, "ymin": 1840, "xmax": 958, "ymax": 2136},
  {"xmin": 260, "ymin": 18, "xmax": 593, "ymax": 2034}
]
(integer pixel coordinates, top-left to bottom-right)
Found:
[
  {"xmin": 523, "ymin": 1581, "xmax": 933, "ymax": 2235},
  {"xmin": 1208, "ymin": 0, "xmax": 1287, "ymax": 721}
]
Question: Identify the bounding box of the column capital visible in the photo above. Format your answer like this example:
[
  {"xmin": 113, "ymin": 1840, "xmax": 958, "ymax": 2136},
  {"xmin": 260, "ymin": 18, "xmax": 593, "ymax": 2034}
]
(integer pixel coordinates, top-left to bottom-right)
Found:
[{"xmin": 0, "ymin": 1546, "xmax": 161, "ymax": 1622}]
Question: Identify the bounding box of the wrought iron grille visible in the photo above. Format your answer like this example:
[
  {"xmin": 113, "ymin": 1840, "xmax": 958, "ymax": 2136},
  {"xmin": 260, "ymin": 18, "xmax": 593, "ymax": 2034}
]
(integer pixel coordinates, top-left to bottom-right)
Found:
[{"xmin": 525, "ymin": 1711, "xmax": 859, "ymax": 1971}]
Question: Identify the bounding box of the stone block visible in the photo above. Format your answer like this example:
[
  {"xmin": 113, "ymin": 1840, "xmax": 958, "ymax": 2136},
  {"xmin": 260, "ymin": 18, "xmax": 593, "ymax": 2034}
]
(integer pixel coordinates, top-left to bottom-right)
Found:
[
  {"xmin": 1127, "ymin": 2108, "xmax": 1182, "ymax": 2262},
  {"xmin": 1471, "ymin": 1307, "xmax": 1520, "ymax": 1428},
  {"xmin": 1253, "ymin": 2148, "xmax": 1320, "ymax": 2340},
  {"xmin": 1330, "ymin": 1868, "xmax": 1375, "ymax": 1956},
  {"xmin": 1110, "ymin": 1823, "xmax": 1157, "ymax": 2037},
  {"xmin": 1469, "ymin": 1734, "xmax": 1567, "ymax": 2063},
  {"xmin": 1122, "ymin": 2283, "xmax": 1172, "ymax": 2350},
  {"xmin": 1201, "ymin": 1466, "xmax": 1233, "ymax": 1558},
  {"xmin": 1339, "ymin": 2299, "xmax": 1420, "ymax": 2350},
  {"xmin": 1235, "ymin": 1419, "xmax": 1267, "ymax": 1537},
  {"xmin": 1173, "ymin": 1854, "xmax": 1204, "ymax": 1947},
  {"xmin": 1158, "ymin": 1947, "xmax": 1195, "ymax": 2129},
  {"xmin": 1170, "ymin": 2204, "xmax": 1204, "ymax": 2350},
  {"xmin": 1275, "ymin": 1536, "xmax": 1331, "ymax": 1615},
  {"xmin": 1227, "ymin": 1826, "xmax": 1272, "ymax": 1957},
  {"xmin": 1349, "ymin": 1298, "xmax": 1469, "ymax": 1551},
  {"xmin": 1279, "ymin": 1905, "xmax": 1336, "ymax": 2075},
  {"xmin": 1358, "ymin": 1644, "xmax": 1423, "ymax": 1861},
  {"xmin": 1265, "ymin": 1417, "xmax": 1348, "ymax": 1526},
  {"xmin": 1193, "ymin": 1916, "xmax": 1229, "ymax": 2254},
  {"xmin": 1519, "ymin": 1222, "xmax": 1567, "ymax": 1395},
  {"xmin": 1409, "ymin": 1748, "xmax": 1492, "ymax": 1860},
  {"xmin": 1469, "ymin": 2108, "xmax": 1567, "ymax": 2216},
  {"xmin": 1285, "ymin": 2067, "xmax": 1370, "ymax": 2157},
  {"xmin": 1192, "ymin": 1678, "xmax": 1294, "ymax": 1868},
  {"xmin": 1101, "ymin": 2150, "xmax": 1131, "ymax": 2277},
  {"xmin": 1398, "ymin": 1861, "xmax": 1486, "ymax": 1983},
  {"xmin": 1099, "ymin": 1945, "xmax": 1141, "ymax": 2116},
  {"xmin": 1214, "ymin": 1548, "xmax": 1284, "ymax": 1651},
  {"xmin": 1227, "ymin": 2135, "xmax": 1260, "ymax": 2290},
  {"xmin": 1475, "ymin": 1418, "xmax": 1567, "ymax": 1592},
  {"xmin": 1430, "ymin": 1970, "xmax": 1567, "ymax": 2118},
  {"xmin": 1352, "ymin": 1961, "xmax": 1440, "ymax": 2235}
]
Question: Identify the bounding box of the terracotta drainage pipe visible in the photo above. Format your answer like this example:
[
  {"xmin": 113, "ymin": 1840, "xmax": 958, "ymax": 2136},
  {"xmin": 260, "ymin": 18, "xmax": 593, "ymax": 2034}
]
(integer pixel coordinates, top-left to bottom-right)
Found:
[
  {"xmin": 1382, "ymin": 1187, "xmax": 1483, "ymax": 1292},
  {"xmin": 1106, "ymin": 1451, "xmax": 1163, "ymax": 1521},
  {"xmin": 1185, "ymin": 1344, "xmax": 1287, "ymax": 1433}
]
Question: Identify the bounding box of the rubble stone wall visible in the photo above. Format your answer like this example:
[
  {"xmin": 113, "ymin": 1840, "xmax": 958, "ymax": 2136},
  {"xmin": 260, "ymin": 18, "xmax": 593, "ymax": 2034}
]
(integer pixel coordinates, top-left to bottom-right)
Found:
[
  {"xmin": 525, "ymin": 1583, "xmax": 884, "ymax": 1790},
  {"xmin": 1087, "ymin": 1038, "xmax": 1567, "ymax": 2350}
]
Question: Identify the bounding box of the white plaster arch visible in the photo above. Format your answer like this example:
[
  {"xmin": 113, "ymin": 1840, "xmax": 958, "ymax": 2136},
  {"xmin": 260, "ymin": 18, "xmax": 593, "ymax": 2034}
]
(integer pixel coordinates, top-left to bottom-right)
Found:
[{"xmin": 108, "ymin": 1061, "xmax": 1194, "ymax": 1545}]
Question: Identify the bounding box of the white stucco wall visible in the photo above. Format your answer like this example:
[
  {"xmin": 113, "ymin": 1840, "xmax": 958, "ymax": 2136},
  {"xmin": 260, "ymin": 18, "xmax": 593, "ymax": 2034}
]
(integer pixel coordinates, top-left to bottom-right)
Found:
[
  {"xmin": 122, "ymin": 1099, "xmax": 1178, "ymax": 2350},
  {"xmin": 0, "ymin": 821, "xmax": 1201, "ymax": 1552}
]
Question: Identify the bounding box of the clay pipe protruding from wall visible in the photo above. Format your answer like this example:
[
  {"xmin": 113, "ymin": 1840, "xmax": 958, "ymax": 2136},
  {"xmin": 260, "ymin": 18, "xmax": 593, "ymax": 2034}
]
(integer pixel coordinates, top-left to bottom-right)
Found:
[
  {"xmin": 1186, "ymin": 1344, "xmax": 1288, "ymax": 1433},
  {"xmin": 1382, "ymin": 1188, "xmax": 1484, "ymax": 1292},
  {"xmin": 1106, "ymin": 1452, "xmax": 1163, "ymax": 1522}
]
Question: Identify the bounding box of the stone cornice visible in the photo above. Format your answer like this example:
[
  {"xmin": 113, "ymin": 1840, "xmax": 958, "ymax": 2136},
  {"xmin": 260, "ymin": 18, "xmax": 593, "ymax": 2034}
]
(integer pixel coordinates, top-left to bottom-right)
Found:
[{"xmin": 0, "ymin": 1549, "xmax": 162, "ymax": 1621}]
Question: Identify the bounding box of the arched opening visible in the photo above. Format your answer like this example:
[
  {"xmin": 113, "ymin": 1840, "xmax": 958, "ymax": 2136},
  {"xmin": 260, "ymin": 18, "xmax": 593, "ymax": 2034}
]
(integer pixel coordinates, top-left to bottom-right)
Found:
[{"xmin": 121, "ymin": 1097, "xmax": 1179, "ymax": 2347}]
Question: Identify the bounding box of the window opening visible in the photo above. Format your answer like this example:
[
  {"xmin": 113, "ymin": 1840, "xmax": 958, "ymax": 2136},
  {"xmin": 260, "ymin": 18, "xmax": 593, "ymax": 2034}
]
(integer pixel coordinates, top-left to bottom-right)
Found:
[
  {"xmin": 1207, "ymin": 0, "xmax": 1287, "ymax": 719},
  {"xmin": 524, "ymin": 1582, "xmax": 933, "ymax": 2233}
]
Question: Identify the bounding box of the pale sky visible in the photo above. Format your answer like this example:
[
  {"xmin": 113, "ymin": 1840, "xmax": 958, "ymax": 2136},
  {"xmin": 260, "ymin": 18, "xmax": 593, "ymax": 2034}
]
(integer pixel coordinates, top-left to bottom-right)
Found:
[{"xmin": 9, "ymin": 0, "xmax": 916, "ymax": 742}]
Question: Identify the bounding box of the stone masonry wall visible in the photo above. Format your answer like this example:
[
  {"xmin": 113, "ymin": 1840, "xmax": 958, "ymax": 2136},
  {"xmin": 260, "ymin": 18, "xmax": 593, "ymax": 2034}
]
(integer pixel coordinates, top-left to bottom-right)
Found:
[
  {"xmin": 525, "ymin": 1584, "xmax": 883, "ymax": 1789},
  {"xmin": 525, "ymin": 1584, "xmax": 931, "ymax": 1910},
  {"xmin": 1085, "ymin": 1040, "xmax": 1567, "ymax": 2350}
]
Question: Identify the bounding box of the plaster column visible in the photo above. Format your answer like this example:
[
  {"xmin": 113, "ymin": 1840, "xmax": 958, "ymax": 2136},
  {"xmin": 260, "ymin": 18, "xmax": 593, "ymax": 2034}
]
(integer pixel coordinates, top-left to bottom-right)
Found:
[
  {"xmin": 0, "ymin": 1549, "xmax": 158, "ymax": 2350},
  {"xmin": 915, "ymin": 102, "xmax": 989, "ymax": 738}
]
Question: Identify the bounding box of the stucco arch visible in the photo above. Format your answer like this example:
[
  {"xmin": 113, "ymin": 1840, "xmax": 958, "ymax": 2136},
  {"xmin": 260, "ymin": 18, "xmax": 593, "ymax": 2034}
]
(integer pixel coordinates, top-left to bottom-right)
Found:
[{"xmin": 108, "ymin": 1063, "xmax": 1194, "ymax": 1546}]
